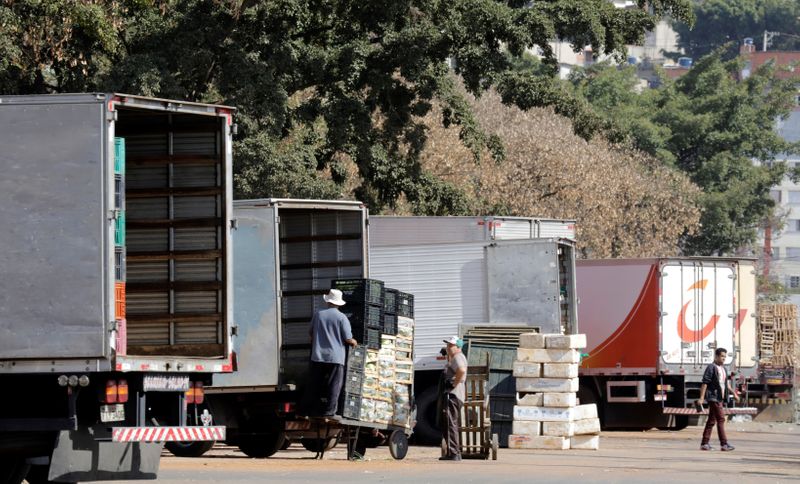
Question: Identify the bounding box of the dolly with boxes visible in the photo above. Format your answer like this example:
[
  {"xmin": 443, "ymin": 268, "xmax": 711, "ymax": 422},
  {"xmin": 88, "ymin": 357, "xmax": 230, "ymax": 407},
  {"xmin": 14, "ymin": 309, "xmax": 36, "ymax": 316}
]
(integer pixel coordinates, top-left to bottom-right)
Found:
[{"xmin": 508, "ymin": 333, "xmax": 600, "ymax": 450}]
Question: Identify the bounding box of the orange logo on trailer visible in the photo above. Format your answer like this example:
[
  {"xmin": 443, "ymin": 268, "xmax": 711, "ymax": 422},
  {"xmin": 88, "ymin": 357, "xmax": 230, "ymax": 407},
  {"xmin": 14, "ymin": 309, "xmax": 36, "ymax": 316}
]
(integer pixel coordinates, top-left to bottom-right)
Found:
[{"xmin": 677, "ymin": 279, "xmax": 749, "ymax": 343}]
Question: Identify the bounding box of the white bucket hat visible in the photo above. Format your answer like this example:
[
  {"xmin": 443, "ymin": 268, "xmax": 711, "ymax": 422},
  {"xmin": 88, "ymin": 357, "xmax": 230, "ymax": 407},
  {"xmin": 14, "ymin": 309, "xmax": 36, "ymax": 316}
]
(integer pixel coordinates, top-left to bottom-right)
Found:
[{"xmin": 323, "ymin": 288, "xmax": 346, "ymax": 306}]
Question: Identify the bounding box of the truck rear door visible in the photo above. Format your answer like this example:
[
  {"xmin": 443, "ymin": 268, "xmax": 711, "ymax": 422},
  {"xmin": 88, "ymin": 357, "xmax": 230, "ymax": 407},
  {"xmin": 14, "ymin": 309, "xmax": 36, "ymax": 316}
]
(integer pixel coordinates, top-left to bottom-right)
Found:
[
  {"xmin": 661, "ymin": 261, "xmax": 736, "ymax": 370},
  {"xmin": 0, "ymin": 94, "xmax": 109, "ymax": 359}
]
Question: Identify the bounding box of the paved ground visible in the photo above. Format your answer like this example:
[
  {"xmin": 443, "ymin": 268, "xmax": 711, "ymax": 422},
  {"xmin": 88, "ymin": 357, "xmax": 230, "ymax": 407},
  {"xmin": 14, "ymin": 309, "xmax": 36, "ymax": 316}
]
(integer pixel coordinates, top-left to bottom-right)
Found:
[{"xmin": 105, "ymin": 422, "xmax": 800, "ymax": 483}]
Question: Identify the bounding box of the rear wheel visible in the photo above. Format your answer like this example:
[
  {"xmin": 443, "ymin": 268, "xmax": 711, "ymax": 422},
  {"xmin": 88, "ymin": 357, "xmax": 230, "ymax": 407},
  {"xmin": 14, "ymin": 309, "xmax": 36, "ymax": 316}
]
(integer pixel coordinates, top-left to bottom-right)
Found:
[
  {"xmin": 388, "ymin": 430, "xmax": 409, "ymax": 460},
  {"xmin": 237, "ymin": 432, "xmax": 286, "ymax": 458},
  {"xmin": 300, "ymin": 437, "xmax": 338, "ymax": 453},
  {"xmin": 0, "ymin": 458, "xmax": 30, "ymax": 484},
  {"xmin": 24, "ymin": 464, "xmax": 75, "ymax": 484},
  {"xmin": 412, "ymin": 386, "xmax": 441, "ymax": 444},
  {"xmin": 165, "ymin": 440, "xmax": 215, "ymax": 457}
]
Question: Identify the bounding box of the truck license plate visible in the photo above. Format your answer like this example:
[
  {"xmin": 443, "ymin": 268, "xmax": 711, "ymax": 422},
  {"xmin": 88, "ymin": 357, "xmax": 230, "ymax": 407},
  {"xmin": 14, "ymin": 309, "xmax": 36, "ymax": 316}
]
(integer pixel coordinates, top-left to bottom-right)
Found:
[
  {"xmin": 100, "ymin": 404, "xmax": 125, "ymax": 423},
  {"xmin": 143, "ymin": 374, "xmax": 190, "ymax": 392}
]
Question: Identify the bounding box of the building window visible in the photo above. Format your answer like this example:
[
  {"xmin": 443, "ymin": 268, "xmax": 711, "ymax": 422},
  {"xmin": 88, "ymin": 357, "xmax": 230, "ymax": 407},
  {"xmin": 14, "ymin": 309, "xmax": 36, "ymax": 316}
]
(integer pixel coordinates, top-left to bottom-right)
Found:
[
  {"xmin": 786, "ymin": 247, "xmax": 800, "ymax": 259},
  {"xmin": 790, "ymin": 276, "xmax": 800, "ymax": 289},
  {"xmin": 787, "ymin": 220, "xmax": 800, "ymax": 232},
  {"xmin": 771, "ymin": 190, "xmax": 782, "ymax": 202},
  {"xmin": 789, "ymin": 191, "xmax": 800, "ymax": 204},
  {"xmin": 772, "ymin": 247, "xmax": 781, "ymax": 260}
]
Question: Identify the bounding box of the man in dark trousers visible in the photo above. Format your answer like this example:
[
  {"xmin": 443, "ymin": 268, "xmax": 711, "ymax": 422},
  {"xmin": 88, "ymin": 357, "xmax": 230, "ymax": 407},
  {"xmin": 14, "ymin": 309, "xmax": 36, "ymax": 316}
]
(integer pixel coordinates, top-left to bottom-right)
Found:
[
  {"xmin": 305, "ymin": 288, "xmax": 357, "ymax": 417},
  {"xmin": 697, "ymin": 347, "xmax": 739, "ymax": 451},
  {"xmin": 440, "ymin": 336, "xmax": 467, "ymax": 461}
]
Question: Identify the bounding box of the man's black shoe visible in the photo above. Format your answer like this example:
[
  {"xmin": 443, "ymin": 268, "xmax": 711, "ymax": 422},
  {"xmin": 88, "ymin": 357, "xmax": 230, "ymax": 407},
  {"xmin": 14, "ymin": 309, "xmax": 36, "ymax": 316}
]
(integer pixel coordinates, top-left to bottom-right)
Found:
[{"xmin": 439, "ymin": 455, "xmax": 461, "ymax": 461}]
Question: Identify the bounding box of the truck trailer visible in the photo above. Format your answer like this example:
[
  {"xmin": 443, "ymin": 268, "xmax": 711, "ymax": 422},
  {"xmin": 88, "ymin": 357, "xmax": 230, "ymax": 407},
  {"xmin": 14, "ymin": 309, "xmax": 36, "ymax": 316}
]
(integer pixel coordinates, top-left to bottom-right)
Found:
[
  {"xmin": 0, "ymin": 94, "xmax": 234, "ymax": 483},
  {"xmin": 576, "ymin": 258, "xmax": 758, "ymax": 429},
  {"xmin": 368, "ymin": 216, "xmax": 578, "ymax": 443}
]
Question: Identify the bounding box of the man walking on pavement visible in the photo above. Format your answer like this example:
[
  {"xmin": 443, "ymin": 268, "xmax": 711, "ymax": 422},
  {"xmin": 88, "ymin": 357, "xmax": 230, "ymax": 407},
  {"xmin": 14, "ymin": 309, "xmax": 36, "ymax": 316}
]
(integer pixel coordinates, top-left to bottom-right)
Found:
[
  {"xmin": 304, "ymin": 288, "xmax": 357, "ymax": 418},
  {"xmin": 697, "ymin": 347, "xmax": 739, "ymax": 451},
  {"xmin": 441, "ymin": 336, "xmax": 467, "ymax": 461}
]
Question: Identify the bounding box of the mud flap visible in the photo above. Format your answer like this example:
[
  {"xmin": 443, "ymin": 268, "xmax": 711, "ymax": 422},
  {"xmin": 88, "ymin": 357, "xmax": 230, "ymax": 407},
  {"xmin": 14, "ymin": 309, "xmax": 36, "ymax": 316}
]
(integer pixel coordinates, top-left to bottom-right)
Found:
[{"xmin": 48, "ymin": 429, "xmax": 162, "ymax": 482}]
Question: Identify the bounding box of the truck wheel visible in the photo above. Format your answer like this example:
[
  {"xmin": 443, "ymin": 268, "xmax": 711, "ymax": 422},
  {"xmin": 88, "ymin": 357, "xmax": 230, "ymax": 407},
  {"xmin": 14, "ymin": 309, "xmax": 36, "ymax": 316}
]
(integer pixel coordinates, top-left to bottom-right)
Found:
[
  {"xmin": 24, "ymin": 464, "xmax": 74, "ymax": 484},
  {"xmin": 412, "ymin": 386, "xmax": 442, "ymax": 444},
  {"xmin": 0, "ymin": 458, "xmax": 29, "ymax": 484},
  {"xmin": 165, "ymin": 440, "xmax": 215, "ymax": 457},
  {"xmin": 237, "ymin": 432, "xmax": 286, "ymax": 458},
  {"xmin": 300, "ymin": 437, "xmax": 338, "ymax": 453}
]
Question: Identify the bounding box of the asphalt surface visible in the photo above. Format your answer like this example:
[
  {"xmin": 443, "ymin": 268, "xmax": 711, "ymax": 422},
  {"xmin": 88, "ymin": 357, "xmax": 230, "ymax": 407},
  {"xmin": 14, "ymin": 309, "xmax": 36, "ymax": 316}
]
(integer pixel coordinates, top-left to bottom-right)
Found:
[{"xmin": 101, "ymin": 422, "xmax": 800, "ymax": 483}]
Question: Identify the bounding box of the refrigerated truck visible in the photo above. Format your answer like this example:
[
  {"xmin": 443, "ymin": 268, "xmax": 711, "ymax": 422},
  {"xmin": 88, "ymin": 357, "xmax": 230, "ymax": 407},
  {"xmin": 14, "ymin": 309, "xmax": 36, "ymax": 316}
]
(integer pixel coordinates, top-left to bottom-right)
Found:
[
  {"xmin": 369, "ymin": 219, "xmax": 578, "ymax": 442},
  {"xmin": 0, "ymin": 94, "xmax": 234, "ymax": 483},
  {"xmin": 576, "ymin": 258, "xmax": 758, "ymax": 429},
  {"xmin": 200, "ymin": 199, "xmax": 372, "ymax": 458}
]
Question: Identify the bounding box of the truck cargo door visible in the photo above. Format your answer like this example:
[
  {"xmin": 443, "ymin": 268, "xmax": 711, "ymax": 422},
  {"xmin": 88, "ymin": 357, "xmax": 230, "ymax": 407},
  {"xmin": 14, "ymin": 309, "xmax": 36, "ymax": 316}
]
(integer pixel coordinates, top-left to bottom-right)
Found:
[
  {"xmin": 0, "ymin": 96, "xmax": 108, "ymax": 359},
  {"xmin": 661, "ymin": 262, "xmax": 736, "ymax": 369}
]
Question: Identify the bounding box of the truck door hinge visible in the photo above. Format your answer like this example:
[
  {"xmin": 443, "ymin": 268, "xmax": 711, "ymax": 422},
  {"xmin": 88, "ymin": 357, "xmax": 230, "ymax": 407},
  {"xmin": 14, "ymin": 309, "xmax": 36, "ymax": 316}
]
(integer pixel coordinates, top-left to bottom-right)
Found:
[
  {"xmin": 231, "ymin": 325, "xmax": 238, "ymax": 337},
  {"xmin": 109, "ymin": 209, "xmax": 121, "ymax": 220},
  {"xmin": 230, "ymin": 219, "xmax": 238, "ymax": 230}
]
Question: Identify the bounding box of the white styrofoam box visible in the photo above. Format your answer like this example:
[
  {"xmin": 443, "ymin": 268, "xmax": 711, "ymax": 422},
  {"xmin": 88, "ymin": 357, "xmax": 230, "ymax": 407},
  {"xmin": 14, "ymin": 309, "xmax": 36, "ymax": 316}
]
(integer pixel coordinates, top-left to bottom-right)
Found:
[
  {"xmin": 513, "ymin": 362, "xmax": 541, "ymax": 378},
  {"xmin": 508, "ymin": 435, "xmax": 569, "ymax": 450},
  {"xmin": 573, "ymin": 417, "xmax": 601, "ymax": 435},
  {"xmin": 517, "ymin": 377, "xmax": 579, "ymax": 393},
  {"xmin": 546, "ymin": 334, "xmax": 587, "ymax": 349},
  {"xmin": 514, "ymin": 404, "xmax": 598, "ymax": 422},
  {"xmin": 543, "ymin": 392, "xmax": 577, "ymax": 408},
  {"xmin": 519, "ymin": 333, "xmax": 546, "ymax": 349},
  {"xmin": 543, "ymin": 363, "xmax": 579, "ymax": 379},
  {"xmin": 570, "ymin": 434, "xmax": 600, "ymax": 450},
  {"xmin": 516, "ymin": 393, "xmax": 544, "ymax": 406},
  {"xmin": 517, "ymin": 348, "xmax": 580, "ymax": 364},
  {"xmin": 512, "ymin": 420, "xmax": 541, "ymax": 436},
  {"xmin": 542, "ymin": 421, "xmax": 574, "ymax": 437}
]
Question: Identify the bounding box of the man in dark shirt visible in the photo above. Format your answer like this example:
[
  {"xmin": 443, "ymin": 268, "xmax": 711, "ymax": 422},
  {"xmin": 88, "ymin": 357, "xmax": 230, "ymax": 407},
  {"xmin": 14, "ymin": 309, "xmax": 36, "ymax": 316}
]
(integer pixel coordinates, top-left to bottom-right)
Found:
[
  {"xmin": 697, "ymin": 347, "xmax": 739, "ymax": 451},
  {"xmin": 304, "ymin": 289, "xmax": 357, "ymax": 417}
]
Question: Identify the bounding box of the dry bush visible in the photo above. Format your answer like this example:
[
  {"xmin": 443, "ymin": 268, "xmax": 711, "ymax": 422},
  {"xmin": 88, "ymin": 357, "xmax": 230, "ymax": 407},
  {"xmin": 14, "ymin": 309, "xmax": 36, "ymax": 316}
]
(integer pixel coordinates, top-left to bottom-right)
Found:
[{"xmin": 417, "ymin": 89, "xmax": 701, "ymax": 258}]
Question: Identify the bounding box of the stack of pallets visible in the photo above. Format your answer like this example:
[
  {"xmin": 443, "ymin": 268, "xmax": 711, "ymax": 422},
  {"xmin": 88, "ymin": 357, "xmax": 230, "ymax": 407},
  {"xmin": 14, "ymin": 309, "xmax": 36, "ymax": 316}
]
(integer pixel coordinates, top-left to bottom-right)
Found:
[{"xmin": 759, "ymin": 304, "xmax": 799, "ymax": 368}]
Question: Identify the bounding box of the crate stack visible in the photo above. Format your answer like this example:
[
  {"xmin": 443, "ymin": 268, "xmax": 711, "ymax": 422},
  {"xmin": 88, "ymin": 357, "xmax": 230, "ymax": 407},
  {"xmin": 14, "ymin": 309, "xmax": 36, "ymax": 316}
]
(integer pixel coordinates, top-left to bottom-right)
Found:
[
  {"xmin": 759, "ymin": 304, "xmax": 799, "ymax": 368},
  {"xmin": 508, "ymin": 333, "xmax": 600, "ymax": 450},
  {"xmin": 113, "ymin": 137, "xmax": 127, "ymax": 356},
  {"xmin": 333, "ymin": 279, "xmax": 385, "ymax": 349}
]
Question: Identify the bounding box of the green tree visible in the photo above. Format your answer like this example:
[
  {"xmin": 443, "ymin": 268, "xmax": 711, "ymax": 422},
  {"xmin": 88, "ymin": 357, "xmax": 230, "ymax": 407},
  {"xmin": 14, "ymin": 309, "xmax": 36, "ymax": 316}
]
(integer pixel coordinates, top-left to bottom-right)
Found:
[
  {"xmin": 569, "ymin": 54, "xmax": 798, "ymax": 255},
  {"xmin": 674, "ymin": 0, "xmax": 800, "ymax": 59}
]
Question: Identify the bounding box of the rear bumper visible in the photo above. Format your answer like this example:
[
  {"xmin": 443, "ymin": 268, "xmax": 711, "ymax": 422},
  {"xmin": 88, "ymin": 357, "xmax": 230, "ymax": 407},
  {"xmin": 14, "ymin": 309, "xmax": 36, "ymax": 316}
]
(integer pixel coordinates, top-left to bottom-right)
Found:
[
  {"xmin": 112, "ymin": 426, "xmax": 225, "ymax": 442},
  {"xmin": 662, "ymin": 406, "xmax": 758, "ymax": 415}
]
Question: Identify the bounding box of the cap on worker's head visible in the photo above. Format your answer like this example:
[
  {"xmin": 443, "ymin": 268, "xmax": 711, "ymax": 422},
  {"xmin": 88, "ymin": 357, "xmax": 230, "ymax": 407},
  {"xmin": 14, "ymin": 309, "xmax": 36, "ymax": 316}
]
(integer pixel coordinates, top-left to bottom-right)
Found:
[
  {"xmin": 323, "ymin": 288, "xmax": 346, "ymax": 306},
  {"xmin": 443, "ymin": 336, "xmax": 460, "ymax": 346}
]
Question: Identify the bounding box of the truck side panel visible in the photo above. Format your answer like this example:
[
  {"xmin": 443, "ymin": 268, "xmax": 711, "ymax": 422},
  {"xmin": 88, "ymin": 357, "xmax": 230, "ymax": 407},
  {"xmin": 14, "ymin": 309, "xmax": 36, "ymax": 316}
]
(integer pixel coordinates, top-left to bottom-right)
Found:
[
  {"xmin": 213, "ymin": 206, "xmax": 280, "ymax": 387},
  {"xmin": 735, "ymin": 260, "xmax": 758, "ymax": 375},
  {"xmin": 0, "ymin": 97, "xmax": 108, "ymax": 359}
]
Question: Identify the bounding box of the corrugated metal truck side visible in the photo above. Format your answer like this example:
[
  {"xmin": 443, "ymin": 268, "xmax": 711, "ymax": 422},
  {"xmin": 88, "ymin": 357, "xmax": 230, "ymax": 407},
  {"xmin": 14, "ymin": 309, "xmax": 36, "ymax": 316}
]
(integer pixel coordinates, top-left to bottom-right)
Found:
[{"xmin": 0, "ymin": 93, "xmax": 235, "ymax": 482}]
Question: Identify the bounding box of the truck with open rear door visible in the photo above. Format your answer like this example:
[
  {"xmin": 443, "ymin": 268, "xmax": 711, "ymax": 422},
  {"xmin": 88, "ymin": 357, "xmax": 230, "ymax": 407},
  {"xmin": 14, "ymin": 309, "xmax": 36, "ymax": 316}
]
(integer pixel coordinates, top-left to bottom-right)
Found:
[
  {"xmin": 576, "ymin": 258, "xmax": 758, "ymax": 430},
  {"xmin": 0, "ymin": 94, "xmax": 234, "ymax": 483}
]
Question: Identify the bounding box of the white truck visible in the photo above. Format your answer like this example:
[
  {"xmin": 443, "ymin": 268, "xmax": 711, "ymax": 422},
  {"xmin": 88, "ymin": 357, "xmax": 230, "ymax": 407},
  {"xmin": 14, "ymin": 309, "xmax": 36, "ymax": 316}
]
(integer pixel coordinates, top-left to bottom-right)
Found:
[
  {"xmin": 0, "ymin": 94, "xmax": 234, "ymax": 483},
  {"xmin": 368, "ymin": 216, "xmax": 578, "ymax": 442}
]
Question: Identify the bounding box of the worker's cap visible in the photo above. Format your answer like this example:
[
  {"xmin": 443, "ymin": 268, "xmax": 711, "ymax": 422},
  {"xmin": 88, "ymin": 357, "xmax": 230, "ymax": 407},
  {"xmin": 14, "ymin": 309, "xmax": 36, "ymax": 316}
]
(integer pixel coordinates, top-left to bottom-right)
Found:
[
  {"xmin": 443, "ymin": 336, "xmax": 460, "ymax": 346},
  {"xmin": 323, "ymin": 289, "xmax": 346, "ymax": 306}
]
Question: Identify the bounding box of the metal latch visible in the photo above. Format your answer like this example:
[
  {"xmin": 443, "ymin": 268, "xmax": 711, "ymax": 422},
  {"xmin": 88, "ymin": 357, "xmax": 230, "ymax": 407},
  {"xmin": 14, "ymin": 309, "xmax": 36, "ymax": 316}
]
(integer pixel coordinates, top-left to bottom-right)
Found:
[
  {"xmin": 109, "ymin": 209, "xmax": 121, "ymax": 220},
  {"xmin": 230, "ymin": 219, "xmax": 238, "ymax": 230},
  {"xmin": 231, "ymin": 325, "xmax": 238, "ymax": 337}
]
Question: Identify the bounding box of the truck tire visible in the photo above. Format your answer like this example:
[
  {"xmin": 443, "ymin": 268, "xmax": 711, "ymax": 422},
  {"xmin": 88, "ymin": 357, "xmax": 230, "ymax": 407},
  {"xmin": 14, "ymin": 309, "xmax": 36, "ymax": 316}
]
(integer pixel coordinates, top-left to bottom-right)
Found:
[
  {"xmin": 0, "ymin": 458, "xmax": 29, "ymax": 484},
  {"xmin": 165, "ymin": 441, "xmax": 215, "ymax": 457},
  {"xmin": 300, "ymin": 437, "xmax": 338, "ymax": 453},
  {"xmin": 237, "ymin": 432, "xmax": 285, "ymax": 458},
  {"xmin": 23, "ymin": 464, "xmax": 75, "ymax": 484},
  {"xmin": 412, "ymin": 386, "xmax": 442, "ymax": 444}
]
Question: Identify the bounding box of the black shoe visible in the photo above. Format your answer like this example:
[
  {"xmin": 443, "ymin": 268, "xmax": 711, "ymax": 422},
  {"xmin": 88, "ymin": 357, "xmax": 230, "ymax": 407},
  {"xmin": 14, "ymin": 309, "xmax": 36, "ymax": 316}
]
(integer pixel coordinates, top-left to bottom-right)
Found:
[{"xmin": 439, "ymin": 455, "xmax": 461, "ymax": 461}]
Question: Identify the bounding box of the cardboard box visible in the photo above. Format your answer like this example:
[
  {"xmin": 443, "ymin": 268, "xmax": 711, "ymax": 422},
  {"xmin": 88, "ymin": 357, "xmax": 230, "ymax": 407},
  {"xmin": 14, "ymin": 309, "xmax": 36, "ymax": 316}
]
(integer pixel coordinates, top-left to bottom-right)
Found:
[
  {"xmin": 513, "ymin": 362, "xmax": 542, "ymax": 378},
  {"xmin": 546, "ymin": 334, "xmax": 587, "ymax": 349},
  {"xmin": 517, "ymin": 377, "xmax": 579, "ymax": 393},
  {"xmin": 519, "ymin": 333, "xmax": 546, "ymax": 349},
  {"xmin": 517, "ymin": 348, "xmax": 581, "ymax": 364},
  {"xmin": 512, "ymin": 420, "xmax": 541, "ymax": 436},
  {"xmin": 543, "ymin": 392, "xmax": 577, "ymax": 408},
  {"xmin": 508, "ymin": 435, "xmax": 569, "ymax": 450},
  {"xmin": 570, "ymin": 434, "xmax": 600, "ymax": 450},
  {"xmin": 543, "ymin": 363, "xmax": 579, "ymax": 379}
]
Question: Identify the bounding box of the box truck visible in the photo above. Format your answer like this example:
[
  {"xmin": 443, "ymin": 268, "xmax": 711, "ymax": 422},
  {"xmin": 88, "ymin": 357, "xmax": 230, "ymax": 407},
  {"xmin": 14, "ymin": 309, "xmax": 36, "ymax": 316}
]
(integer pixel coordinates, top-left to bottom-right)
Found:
[
  {"xmin": 576, "ymin": 258, "xmax": 758, "ymax": 429},
  {"xmin": 0, "ymin": 94, "xmax": 234, "ymax": 483},
  {"xmin": 368, "ymin": 216, "xmax": 578, "ymax": 443}
]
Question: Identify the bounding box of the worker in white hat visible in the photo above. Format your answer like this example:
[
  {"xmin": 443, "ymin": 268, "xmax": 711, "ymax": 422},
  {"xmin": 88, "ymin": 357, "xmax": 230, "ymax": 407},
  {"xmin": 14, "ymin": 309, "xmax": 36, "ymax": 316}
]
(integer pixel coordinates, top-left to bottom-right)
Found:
[
  {"xmin": 302, "ymin": 288, "xmax": 357, "ymax": 418},
  {"xmin": 440, "ymin": 336, "xmax": 467, "ymax": 461}
]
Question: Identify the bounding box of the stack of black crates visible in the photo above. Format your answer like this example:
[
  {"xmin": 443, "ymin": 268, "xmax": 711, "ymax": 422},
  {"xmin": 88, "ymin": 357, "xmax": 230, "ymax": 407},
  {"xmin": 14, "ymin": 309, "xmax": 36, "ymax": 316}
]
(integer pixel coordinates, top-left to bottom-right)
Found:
[
  {"xmin": 332, "ymin": 278, "xmax": 384, "ymax": 350},
  {"xmin": 341, "ymin": 345, "xmax": 367, "ymax": 420},
  {"xmin": 384, "ymin": 289, "xmax": 414, "ymax": 335}
]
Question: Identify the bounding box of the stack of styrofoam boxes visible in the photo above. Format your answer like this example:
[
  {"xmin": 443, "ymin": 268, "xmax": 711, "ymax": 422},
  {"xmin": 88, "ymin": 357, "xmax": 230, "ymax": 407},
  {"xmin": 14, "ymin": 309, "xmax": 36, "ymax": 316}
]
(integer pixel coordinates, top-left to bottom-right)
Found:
[
  {"xmin": 392, "ymin": 316, "xmax": 414, "ymax": 427},
  {"xmin": 508, "ymin": 333, "xmax": 600, "ymax": 450}
]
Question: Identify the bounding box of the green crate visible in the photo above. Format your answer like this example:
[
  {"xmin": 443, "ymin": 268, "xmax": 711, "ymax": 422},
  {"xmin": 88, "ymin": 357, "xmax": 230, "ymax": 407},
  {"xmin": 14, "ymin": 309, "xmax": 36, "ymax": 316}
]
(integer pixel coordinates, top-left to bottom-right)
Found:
[
  {"xmin": 115, "ymin": 211, "xmax": 126, "ymax": 246},
  {"xmin": 114, "ymin": 138, "xmax": 126, "ymax": 175}
]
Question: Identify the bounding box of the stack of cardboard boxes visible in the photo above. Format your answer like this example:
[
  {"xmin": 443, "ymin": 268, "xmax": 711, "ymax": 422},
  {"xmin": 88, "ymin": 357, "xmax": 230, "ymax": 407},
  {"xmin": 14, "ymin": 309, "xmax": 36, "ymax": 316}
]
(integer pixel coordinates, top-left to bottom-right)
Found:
[{"xmin": 508, "ymin": 333, "xmax": 600, "ymax": 450}]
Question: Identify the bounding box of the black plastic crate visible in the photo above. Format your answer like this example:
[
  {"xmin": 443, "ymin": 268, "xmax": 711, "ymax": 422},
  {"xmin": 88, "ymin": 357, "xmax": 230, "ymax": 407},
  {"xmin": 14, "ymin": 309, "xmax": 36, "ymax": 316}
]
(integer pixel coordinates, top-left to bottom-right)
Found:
[
  {"xmin": 383, "ymin": 313, "xmax": 398, "ymax": 335},
  {"xmin": 332, "ymin": 278, "xmax": 385, "ymax": 306},
  {"xmin": 365, "ymin": 328, "xmax": 380, "ymax": 350},
  {"xmin": 342, "ymin": 303, "xmax": 383, "ymax": 330},
  {"xmin": 383, "ymin": 288, "xmax": 398, "ymax": 314},
  {"xmin": 341, "ymin": 393, "xmax": 362, "ymax": 419},
  {"xmin": 115, "ymin": 247, "xmax": 126, "ymax": 281},
  {"xmin": 396, "ymin": 291, "xmax": 414, "ymax": 318},
  {"xmin": 344, "ymin": 371, "xmax": 364, "ymax": 394},
  {"xmin": 347, "ymin": 345, "xmax": 367, "ymax": 370}
]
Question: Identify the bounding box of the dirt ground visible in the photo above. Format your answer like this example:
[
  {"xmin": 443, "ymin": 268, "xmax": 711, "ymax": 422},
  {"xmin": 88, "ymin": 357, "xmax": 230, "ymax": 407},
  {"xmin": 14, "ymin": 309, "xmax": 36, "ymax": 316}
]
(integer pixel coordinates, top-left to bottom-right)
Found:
[{"xmin": 106, "ymin": 422, "xmax": 800, "ymax": 483}]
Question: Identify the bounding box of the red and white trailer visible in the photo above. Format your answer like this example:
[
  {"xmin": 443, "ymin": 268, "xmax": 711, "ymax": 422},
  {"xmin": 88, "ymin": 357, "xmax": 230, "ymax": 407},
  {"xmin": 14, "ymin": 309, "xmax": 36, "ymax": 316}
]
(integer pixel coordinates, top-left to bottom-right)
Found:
[{"xmin": 576, "ymin": 257, "xmax": 758, "ymax": 429}]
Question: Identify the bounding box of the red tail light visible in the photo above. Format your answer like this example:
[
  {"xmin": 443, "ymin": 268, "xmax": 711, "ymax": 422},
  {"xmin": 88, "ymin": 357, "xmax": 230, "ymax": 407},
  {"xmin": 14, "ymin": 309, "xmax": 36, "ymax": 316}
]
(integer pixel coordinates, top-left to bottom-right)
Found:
[
  {"xmin": 193, "ymin": 382, "xmax": 204, "ymax": 405},
  {"xmin": 185, "ymin": 386, "xmax": 195, "ymax": 405},
  {"xmin": 284, "ymin": 402, "xmax": 294, "ymax": 413},
  {"xmin": 105, "ymin": 380, "xmax": 118, "ymax": 404},
  {"xmin": 117, "ymin": 379, "xmax": 129, "ymax": 403}
]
